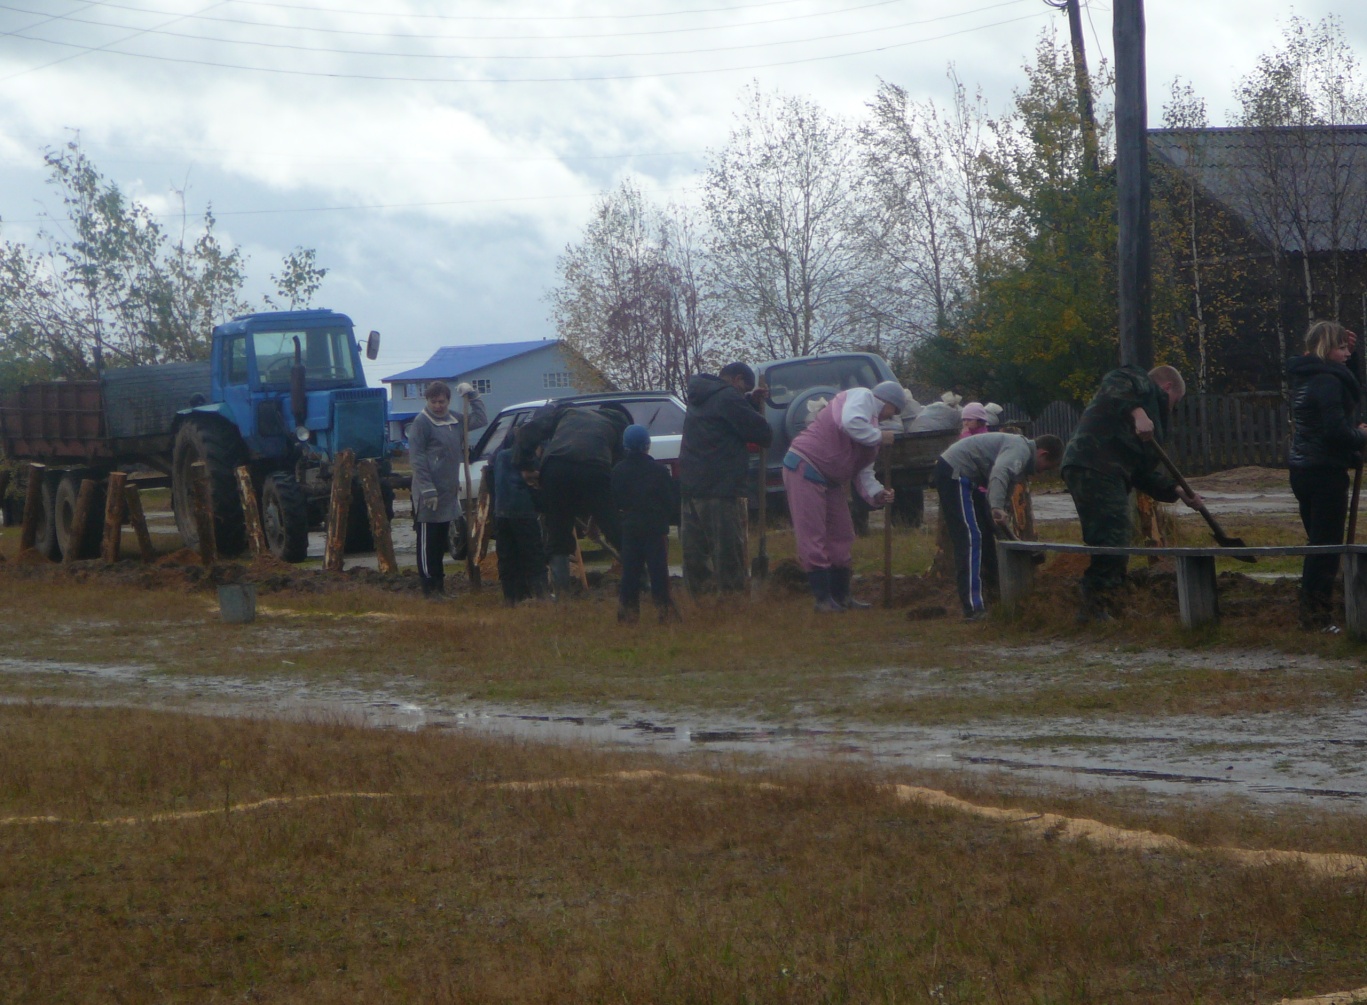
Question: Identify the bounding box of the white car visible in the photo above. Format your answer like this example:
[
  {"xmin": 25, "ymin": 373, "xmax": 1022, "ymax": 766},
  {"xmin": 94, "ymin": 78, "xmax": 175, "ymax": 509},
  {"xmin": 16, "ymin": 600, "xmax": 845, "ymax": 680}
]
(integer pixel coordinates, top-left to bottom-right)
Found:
[{"xmin": 448, "ymin": 391, "xmax": 687, "ymax": 557}]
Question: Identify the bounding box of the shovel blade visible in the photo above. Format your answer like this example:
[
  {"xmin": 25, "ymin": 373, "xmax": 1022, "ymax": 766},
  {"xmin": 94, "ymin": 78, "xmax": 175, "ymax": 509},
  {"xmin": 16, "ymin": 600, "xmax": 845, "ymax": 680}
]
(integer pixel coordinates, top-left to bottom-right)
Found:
[{"xmin": 1215, "ymin": 533, "xmax": 1256, "ymax": 562}]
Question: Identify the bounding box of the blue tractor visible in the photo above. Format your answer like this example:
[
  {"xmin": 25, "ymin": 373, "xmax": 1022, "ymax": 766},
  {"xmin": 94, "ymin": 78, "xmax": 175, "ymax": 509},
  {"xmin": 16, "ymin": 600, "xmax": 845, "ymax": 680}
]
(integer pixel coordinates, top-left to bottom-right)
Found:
[{"xmin": 168, "ymin": 309, "xmax": 392, "ymax": 562}]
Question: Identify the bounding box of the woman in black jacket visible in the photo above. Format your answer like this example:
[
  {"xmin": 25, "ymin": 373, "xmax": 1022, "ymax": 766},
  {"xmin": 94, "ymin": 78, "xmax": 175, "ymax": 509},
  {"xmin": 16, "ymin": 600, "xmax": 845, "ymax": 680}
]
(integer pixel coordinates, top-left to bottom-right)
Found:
[{"xmin": 1287, "ymin": 320, "xmax": 1367, "ymax": 630}]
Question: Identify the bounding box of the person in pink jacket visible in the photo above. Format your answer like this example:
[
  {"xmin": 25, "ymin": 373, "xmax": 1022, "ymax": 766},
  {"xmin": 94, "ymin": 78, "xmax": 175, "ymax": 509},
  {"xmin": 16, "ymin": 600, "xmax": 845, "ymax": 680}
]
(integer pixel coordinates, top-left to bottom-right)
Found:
[{"xmin": 782, "ymin": 380, "xmax": 905, "ymax": 611}]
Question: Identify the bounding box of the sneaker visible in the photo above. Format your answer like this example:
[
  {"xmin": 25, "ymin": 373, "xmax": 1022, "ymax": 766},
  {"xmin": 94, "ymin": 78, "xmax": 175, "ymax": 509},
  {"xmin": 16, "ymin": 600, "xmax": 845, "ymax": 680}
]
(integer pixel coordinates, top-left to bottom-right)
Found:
[
  {"xmin": 1322, "ymin": 623, "xmax": 1343, "ymax": 635},
  {"xmin": 814, "ymin": 598, "xmax": 846, "ymax": 614},
  {"xmin": 963, "ymin": 610, "xmax": 988, "ymax": 622},
  {"xmin": 842, "ymin": 597, "xmax": 873, "ymax": 610}
]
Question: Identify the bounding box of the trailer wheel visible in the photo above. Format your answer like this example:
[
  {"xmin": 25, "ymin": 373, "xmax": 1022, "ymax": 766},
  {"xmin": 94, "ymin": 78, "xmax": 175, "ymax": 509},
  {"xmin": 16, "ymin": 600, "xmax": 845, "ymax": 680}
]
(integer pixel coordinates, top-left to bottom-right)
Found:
[
  {"xmin": 172, "ymin": 418, "xmax": 247, "ymax": 556},
  {"xmin": 262, "ymin": 472, "xmax": 309, "ymax": 563},
  {"xmin": 54, "ymin": 471, "xmax": 105, "ymax": 560},
  {"xmin": 34, "ymin": 474, "xmax": 61, "ymax": 560}
]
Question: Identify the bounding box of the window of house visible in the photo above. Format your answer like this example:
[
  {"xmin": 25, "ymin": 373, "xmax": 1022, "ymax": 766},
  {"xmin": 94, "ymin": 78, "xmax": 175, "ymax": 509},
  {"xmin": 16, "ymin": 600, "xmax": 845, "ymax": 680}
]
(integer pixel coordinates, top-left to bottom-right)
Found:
[
  {"xmin": 543, "ymin": 371, "xmax": 571, "ymax": 389},
  {"xmin": 471, "ymin": 378, "xmax": 493, "ymax": 394}
]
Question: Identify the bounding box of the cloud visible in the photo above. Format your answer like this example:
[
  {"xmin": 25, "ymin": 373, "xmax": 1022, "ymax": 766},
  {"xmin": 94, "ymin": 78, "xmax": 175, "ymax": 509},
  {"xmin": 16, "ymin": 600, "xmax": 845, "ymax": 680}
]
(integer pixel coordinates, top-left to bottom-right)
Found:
[{"xmin": 0, "ymin": 0, "xmax": 1362, "ymax": 368}]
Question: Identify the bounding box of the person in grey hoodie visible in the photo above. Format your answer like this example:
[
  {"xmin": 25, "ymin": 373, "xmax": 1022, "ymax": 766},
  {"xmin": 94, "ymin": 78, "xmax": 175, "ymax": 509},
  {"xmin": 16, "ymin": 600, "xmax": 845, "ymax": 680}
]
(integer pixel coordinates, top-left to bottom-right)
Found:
[
  {"xmin": 935, "ymin": 432, "xmax": 1063, "ymax": 620},
  {"xmin": 408, "ymin": 380, "xmax": 487, "ymax": 598}
]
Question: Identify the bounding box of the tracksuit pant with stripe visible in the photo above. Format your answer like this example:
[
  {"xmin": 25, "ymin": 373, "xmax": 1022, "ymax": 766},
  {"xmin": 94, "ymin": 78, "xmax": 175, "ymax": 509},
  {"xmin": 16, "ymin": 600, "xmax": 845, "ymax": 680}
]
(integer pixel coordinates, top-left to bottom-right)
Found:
[
  {"xmin": 935, "ymin": 458, "xmax": 996, "ymax": 617},
  {"xmin": 415, "ymin": 518, "xmax": 450, "ymax": 593}
]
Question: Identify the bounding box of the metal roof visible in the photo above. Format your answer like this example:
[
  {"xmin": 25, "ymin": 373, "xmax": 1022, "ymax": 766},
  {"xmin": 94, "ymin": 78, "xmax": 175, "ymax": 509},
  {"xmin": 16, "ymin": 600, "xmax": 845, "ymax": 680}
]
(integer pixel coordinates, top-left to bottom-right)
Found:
[
  {"xmin": 381, "ymin": 339, "xmax": 558, "ymax": 383},
  {"xmin": 1149, "ymin": 125, "xmax": 1367, "ymax": 254}
]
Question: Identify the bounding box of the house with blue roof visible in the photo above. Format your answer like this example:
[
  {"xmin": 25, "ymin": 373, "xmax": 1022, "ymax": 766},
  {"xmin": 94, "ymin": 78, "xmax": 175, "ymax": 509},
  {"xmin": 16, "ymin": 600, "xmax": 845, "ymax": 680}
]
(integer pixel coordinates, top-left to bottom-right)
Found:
[{"xmin": 381, "ymin": 339, "xmax": 611, "ymax": 442}]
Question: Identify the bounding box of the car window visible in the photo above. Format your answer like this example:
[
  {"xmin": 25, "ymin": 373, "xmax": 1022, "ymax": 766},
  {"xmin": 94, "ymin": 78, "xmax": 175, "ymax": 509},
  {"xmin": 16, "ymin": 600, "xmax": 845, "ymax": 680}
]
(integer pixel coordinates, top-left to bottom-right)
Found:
[
  {"xmin": 764, "ymin": 358, "xmax": 882, "ymax": 406},
  {"xmin": 473, "ymin": 411, "xmax": 523, "ymax": 462},
  {"xmin": 618, "ymin": 399, "xmax": 685, "ymax": 436}
]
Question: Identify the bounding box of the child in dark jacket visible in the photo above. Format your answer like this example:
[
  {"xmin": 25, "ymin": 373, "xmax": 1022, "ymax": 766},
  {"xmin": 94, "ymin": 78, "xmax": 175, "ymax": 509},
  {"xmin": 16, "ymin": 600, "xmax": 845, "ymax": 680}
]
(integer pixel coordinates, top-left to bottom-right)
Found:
[
  {"xmin": 610, "ymin": 424, "xmax": 679, "ymax": 623},
  {"xmin": 492, "ymin": 443, "xmax": 548, "ymax": 604}
]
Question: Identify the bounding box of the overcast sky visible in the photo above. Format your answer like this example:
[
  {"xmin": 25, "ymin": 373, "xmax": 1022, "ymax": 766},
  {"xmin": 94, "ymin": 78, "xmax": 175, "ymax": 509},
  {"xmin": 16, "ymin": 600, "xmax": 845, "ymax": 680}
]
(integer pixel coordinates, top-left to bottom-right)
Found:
[{"xmin": 1, "ymin": 0, "xmax": 1364, "ymax": 382}]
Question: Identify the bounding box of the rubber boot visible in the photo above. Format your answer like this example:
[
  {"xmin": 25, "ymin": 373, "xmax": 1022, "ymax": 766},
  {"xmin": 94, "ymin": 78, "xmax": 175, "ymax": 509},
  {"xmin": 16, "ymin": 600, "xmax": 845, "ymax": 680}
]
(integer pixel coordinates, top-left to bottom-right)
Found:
[
  {"xmin": 1076, "ymin": 582, "xmax": 1113, "ymax": 624},
  {"xmin": 829, "ymin": 567, "xmax": 870, "ymax": 609},
  {"xmin": 808, "ymin": 569, "xmax": 844, "ymax": 613}
]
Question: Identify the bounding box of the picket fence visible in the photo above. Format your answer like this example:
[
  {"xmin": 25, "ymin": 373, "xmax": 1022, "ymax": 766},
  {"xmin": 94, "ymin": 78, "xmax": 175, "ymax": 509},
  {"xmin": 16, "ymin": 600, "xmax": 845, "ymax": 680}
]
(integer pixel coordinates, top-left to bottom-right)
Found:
[{"xmin": 1020, "ymin": 394, "xmax": 1290, "ymax": 476}]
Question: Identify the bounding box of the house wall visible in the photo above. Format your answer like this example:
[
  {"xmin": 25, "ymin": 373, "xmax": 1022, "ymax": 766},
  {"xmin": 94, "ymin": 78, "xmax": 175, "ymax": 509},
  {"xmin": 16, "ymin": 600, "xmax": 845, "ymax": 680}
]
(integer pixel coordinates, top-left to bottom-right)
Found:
[{"xmin": 385, "ymin": 343, "xmax": 606, "ymax": 442}]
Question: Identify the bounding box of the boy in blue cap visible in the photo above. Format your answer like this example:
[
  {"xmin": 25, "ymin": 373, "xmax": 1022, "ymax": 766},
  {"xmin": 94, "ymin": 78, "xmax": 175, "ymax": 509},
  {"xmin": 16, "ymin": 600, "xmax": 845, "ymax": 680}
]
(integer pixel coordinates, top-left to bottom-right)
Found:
[{"xmin": 611, "ymin": 424, "xmax": 679, "ymax": 623}]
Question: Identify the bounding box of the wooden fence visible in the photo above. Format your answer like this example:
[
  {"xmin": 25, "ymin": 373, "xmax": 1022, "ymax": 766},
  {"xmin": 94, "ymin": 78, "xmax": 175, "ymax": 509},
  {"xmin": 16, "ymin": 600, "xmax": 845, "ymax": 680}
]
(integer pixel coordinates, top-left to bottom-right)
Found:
[{"xmin": 1023, "ymin": 394, "xmax": 1290, "ymax": 475}]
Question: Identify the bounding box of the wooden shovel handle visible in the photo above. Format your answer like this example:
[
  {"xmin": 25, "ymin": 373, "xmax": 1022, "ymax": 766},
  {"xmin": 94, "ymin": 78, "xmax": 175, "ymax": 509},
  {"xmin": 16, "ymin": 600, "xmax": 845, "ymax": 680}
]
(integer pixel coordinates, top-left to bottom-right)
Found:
[{"xmin": 1150, "ymin": 440, "xmax": 1230, "ymax": 538}]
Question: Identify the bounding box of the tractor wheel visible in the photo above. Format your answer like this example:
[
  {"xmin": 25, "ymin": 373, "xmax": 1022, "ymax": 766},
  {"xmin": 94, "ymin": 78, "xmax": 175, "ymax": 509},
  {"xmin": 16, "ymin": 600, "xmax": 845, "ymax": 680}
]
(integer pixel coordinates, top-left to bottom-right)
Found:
[
  {"xmin": 54, "ymin": 471, "xmax": 105, "ymax": 560},
  {"xmin": 262, "ymin": 472, "xmax": 310, "ymax": 563},
  {"xmin": 172, "ymin": 418, "xmax": 248, "ymax": 557}
]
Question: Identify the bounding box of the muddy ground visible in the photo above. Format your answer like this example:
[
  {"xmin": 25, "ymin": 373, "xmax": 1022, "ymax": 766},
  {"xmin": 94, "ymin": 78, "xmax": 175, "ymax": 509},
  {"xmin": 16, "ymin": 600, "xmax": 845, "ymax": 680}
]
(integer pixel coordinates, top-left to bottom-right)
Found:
[{"xmin": 2, "ymin": 465, "xmax": 1362, "ymax": 813}]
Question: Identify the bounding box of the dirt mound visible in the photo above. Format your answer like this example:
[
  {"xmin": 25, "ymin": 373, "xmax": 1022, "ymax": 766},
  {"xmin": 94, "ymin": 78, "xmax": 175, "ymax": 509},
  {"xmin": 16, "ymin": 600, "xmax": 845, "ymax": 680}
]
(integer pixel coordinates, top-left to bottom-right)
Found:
[
  {"xmin": 14, "ymin": 547, "xmax": 49, "ymax": 565},
  {"xmin": 1188, "ymin": 466, "xmax": 1288, "ymax": 492},
  {"xmin": 156, "ymin": 547, "xmax": 205, "ymax": 567}
]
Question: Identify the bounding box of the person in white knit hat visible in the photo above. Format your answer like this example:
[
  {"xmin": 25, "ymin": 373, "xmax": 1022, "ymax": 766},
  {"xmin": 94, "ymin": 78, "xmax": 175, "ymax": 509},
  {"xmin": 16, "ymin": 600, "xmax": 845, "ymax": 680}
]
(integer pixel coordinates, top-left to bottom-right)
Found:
[{"xmin": 782, "ymin": 380, "xmax": 904, "ymax": 611}]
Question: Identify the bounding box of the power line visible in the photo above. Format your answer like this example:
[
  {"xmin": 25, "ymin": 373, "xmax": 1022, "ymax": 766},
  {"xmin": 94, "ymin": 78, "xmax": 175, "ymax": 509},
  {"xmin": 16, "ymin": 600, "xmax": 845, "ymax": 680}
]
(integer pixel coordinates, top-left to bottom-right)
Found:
[
  {"xmin": 0, "ymin": 0, "xmax": 230, "ymax": 82},
  {"xmin": 103, "ymin": 0, "xmax": 863, "ymax": 23},
  {"xmin": 6, "ymin": 0, "xmax": 1035, "ymax": 61},
  {"xmin": 0, "ymin": 10, "xmax": 1052, "ymax": 84},
  {"xmin": 70, "ymin": 0, "xmax": 918, "ymax": 41}
]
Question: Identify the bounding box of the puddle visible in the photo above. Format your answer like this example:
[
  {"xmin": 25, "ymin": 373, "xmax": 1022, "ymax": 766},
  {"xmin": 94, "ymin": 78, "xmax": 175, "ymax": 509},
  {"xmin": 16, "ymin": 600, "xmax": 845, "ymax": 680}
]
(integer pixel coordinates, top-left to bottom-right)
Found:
[{"xmin": 4, "ymin": 655, "xmax": 1367, "ymax": 808}]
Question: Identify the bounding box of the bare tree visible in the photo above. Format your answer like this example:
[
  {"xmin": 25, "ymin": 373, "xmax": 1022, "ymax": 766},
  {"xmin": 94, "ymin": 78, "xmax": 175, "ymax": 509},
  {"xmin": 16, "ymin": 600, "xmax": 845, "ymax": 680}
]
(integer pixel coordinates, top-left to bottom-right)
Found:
[
  {"xmin": 854, "ymin": 74, "xmax": 1005, "ymax": 362},
  {"xmin": 703, "ymin": 83, "xmax": 868, "ymax": 359},
  {"xmin": 1232, "ymin": 15, "xmax": 1367, "ymax": 350},
  {"xmin": 0, "ymin": 142, "xmax": 325, "ymax": 385},
  {"xmin": 548, "ymin": 179, "xmax": 724, "ymax": 394}
]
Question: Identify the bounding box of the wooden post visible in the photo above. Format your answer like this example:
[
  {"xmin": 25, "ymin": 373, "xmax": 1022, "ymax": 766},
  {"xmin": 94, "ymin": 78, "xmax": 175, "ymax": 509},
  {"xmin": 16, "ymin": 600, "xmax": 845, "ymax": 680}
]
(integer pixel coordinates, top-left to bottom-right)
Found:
[
  {"xmin": 1345, "ymin": 551, "xmax": 1367, "ymax": 642},
  {"xmin": 0, "ymin": 468, "xmax": 10, "ymax": 515},
  {"xmin": 571, "ymin": 534, "xmax": 590, "ymax": 592},
  {"xmin": 996, "ymin": 543, "xmax": 1036, "ymax": 619},
  {"xmin": 470, "ymin": 468, "xmax": 493, "ymax": 563},
  {"xmin": 357, "ymin": 458, "xmax": 397, "ymax": 574},
  {"xmin": 124, "ymin": 484, "xmax": 155, "ymax": 562},
  {"xmin": 235, "ymin": 465, "xmax": 268, "ymax": 558},
  {"xmin": 190, "ymin": 461, "xmax": 217, "ymax": 566},
  {"xmin": 64, "ymin": 479, "xmax": 98, "ymax": 565},
  {"xmin": 19, "ymin": 462, "xmax": 45, "ymax": 552},
  {"xmin": 323, "ymin": 449, "xmax": 355, "ymax": 572},
  {"xmin": 1114, "ymin": 0, "xmax": 1152, "ymax": 370},
  {"xmin": 1174, "ymin": 555, "xmax": 1219, "ymax": 629},
  {"xmin": 101, "ymin": 471, "xmax": 127, "ymax": 563}
]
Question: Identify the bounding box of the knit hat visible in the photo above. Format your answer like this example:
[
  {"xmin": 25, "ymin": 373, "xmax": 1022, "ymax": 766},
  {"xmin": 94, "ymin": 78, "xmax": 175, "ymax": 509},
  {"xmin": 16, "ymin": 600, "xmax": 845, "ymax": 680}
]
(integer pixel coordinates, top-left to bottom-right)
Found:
[
  {"xmin": 961, "ymin": 402, "xmax": 991, "ymax": 423},
  {"xmin": 872, "ymin": 381, "xmax": 907, "ymax": 410},
  {"xmin": 623, "ymin": 424, "xmax": 651, "ymax": 453}
]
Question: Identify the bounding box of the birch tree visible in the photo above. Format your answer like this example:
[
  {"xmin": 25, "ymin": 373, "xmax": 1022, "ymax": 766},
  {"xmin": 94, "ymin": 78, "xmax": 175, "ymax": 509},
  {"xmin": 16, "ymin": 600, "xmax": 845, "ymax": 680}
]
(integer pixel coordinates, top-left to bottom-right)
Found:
[{"xmin": 703, "ymin": 84, "xmax": 868, "ymax": 359}]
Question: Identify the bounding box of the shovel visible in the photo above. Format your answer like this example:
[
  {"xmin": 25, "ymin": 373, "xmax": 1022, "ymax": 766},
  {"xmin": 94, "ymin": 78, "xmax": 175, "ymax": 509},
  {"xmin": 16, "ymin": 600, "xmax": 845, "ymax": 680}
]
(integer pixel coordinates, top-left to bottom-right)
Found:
[
  {"xmin": 750, "ymin": 452, "xmax": 768, "ymax": 585},
  {"xmin": 461, "ymin": 394, "xmax": 481, "ymax": 587},
  {"xmin": 1151, "ymin": 441, "xmax": 1254, "ymax": 561}
]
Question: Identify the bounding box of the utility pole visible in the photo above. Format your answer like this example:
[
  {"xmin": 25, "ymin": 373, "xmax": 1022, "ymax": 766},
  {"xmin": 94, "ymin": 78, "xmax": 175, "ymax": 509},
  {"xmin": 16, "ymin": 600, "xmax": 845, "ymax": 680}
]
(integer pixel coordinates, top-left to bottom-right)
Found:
[
  {"xmin": 1114, "ymin": 0, "xmax": 1152, "ymax": 369},
  {"xmin": 1046, "ymin": 0, "xmax": 1099, "ymax": 175}
]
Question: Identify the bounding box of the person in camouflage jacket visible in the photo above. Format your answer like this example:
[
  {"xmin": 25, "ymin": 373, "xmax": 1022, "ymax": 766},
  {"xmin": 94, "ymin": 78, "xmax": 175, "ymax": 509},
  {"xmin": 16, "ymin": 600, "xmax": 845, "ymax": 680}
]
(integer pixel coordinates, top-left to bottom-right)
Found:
[{"xmin": 1061, "ymin": 364, "xmax": 1201, "ymax": 620}]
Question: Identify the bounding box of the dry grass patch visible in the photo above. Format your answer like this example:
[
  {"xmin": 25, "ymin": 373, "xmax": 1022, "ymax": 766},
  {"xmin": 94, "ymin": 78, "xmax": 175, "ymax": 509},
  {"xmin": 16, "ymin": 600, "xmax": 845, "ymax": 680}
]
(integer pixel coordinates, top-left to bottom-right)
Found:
[{"xmin": 2, "ymin": 705, "xmax": 1367, "ymax": 1003}]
